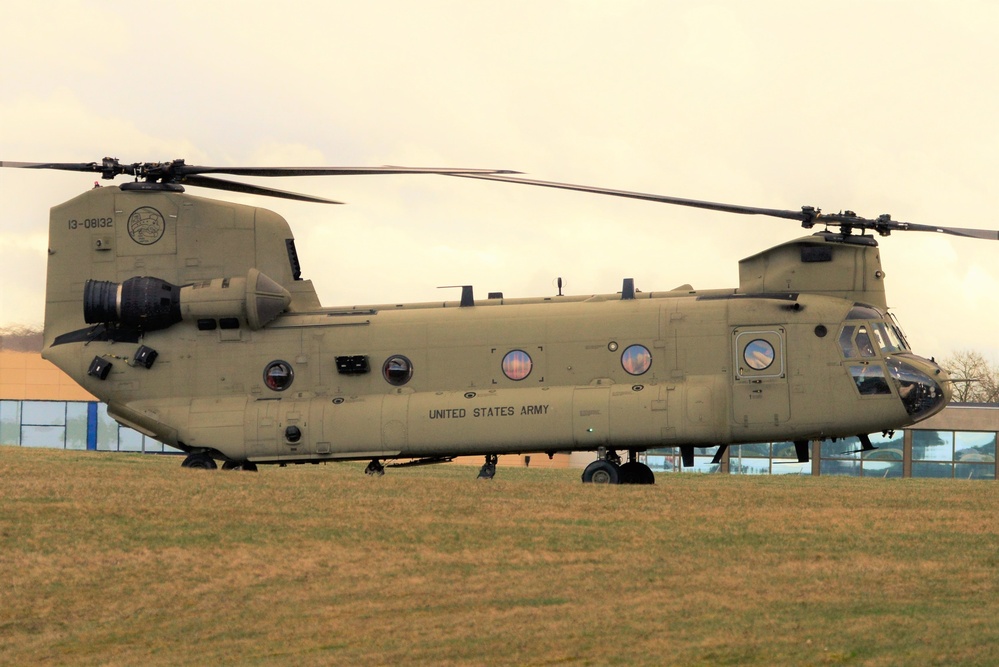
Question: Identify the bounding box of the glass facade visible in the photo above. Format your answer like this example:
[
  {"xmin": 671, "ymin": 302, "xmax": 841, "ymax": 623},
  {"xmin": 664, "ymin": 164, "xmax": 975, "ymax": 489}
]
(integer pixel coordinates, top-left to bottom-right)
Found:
[
  {"xmin": 643, "ymin": 427, "xmax": 997, "ymax": 479},
  {"xmin": 911, "ymin": 429, "xmax": 996, "ymax": 480},
  {"xmin": 0, "ymin": 399, "xmax": 181, "ymax": 454},
  {"xmin": 2, "ymin": 399, "xmax": 997, "ymax": 480}
]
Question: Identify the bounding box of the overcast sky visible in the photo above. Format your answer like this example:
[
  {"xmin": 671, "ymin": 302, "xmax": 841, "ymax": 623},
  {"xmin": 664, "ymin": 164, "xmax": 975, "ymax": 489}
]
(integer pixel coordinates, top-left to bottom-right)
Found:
[{"xmin": 1, "ymin": 1, "xmax": 997, "ymax": 362}]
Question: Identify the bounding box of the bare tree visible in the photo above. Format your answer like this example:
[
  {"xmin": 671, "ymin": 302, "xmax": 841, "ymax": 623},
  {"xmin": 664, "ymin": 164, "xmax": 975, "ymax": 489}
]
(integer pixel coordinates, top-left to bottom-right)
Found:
[
  {"xmin": 941, "ymin": 350, "xmax": 999, "ymax": 403},
  {"xmin": 0, "ymin": 326, "xmax": 43, "ymax": 352}
]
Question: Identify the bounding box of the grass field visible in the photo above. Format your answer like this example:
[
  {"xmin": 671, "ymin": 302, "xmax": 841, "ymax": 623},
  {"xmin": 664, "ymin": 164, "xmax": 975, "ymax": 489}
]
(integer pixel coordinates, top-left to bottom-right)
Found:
[{"xmin": 2, "ymin": 446, "xmax": 998, "ymax": 666}]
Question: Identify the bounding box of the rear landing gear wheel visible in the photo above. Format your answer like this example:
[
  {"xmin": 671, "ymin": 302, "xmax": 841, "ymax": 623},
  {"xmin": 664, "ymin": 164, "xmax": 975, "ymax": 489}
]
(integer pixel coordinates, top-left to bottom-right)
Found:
[
  {"xmin": 581, "ymin": 459, "xmax": 620, "ymax": 484},
  {"xmin": 182, "ymin": 453, "xmax": 217, "ymax": 469}
]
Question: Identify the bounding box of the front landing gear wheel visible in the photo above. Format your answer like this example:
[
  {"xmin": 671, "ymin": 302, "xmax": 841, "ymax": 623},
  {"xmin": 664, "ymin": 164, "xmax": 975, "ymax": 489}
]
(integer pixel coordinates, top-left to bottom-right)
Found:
[
  {"xmin": 182, "ymin": 453, "xmax": 217, "ymax": 469},
  {"xmin": 581, "ymin": 459, "xmax": 620, "ymax": 484},
  {"xmin": 619, "ymin": 461, "xmax": 655, "ymax": 485},
  {"xmin": 365, "ymin": 460, "xmax": 385, "ymax": 476}
]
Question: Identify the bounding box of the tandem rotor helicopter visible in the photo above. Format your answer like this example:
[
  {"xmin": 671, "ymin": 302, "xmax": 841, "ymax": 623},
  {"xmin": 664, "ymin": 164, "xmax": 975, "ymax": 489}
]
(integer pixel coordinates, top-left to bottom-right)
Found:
[{"xmin": 3, "ymin": 157, "xmax": 997, "ymax": 483}]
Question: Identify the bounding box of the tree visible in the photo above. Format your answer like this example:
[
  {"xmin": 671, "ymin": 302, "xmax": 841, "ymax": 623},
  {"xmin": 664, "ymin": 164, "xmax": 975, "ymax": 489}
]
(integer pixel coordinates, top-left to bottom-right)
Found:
[
  {"xmin": 941, "ymin": 350, "xmax": 999, "ymax": 403},
  {"xmin": 0, "ymin": 326, "xmax": 43, "ymax": 352}
]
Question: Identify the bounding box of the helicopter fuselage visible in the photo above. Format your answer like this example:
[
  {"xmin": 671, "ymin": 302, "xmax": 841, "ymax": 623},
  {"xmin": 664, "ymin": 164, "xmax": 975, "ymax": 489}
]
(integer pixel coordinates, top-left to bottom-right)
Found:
[{"xmin": 38, "ymin": 185, "xmax": 950, "ymax": 469}]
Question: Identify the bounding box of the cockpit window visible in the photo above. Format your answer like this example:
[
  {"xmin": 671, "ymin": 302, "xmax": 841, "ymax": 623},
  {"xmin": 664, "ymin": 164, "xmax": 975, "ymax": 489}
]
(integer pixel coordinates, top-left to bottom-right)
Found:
[
  {"xmin": 847, "ymin": 305, "xmax": 884, "ymax": 320},
  {"xmin": 839, "ymin": 326, "xmax": 856, "ymax": 358},
  {"xmin": 841, "ymin": 325, "xmax": 876, "ymax": 358},
  {"xmin": 855, "ymin": 327, "xmax": 876, "ymax": 357},
  {"xmin": 870, "ymin": 323, "xmax": 889, "ymax": 353},
  {"xmin": 871, "ymin": 322, "xmax": 903, "ymax": 353},
  {"xmin": 849, "ymin": 364, "xmax": 892, "ymax": 395},
  {"xmin": 885, "ymin": 325, "xmax": 904, "ymax": 351},
  {"xmin": 888, "ymin": 313, "xmax": 910, "ymax": 350}
]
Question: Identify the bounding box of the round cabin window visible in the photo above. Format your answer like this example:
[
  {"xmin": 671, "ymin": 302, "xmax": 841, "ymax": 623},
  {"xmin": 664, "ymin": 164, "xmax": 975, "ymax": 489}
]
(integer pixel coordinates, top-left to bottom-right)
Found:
[
  {"xmin": 263, "ymin": 360, "xmax": 294, "ymax": 391},
  {"xmin": 621, "ymin": 344, "xmax": 652, "ymax": 376},
  {"xmin": 382, "ymin": 355, "xmax": 413, "ymax": 386},
  {"xmin": 743, "ymin": 339, "xmax": 775, "ymax": 371},
  {"xmin": 502, "ymin": 350, "xmax": 533, "ymax": 381}
]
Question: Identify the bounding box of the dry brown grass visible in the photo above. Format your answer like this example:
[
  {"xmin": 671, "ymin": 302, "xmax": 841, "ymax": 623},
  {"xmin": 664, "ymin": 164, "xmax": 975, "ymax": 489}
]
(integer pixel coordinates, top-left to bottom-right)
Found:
[{"xmin": 2, "ymin": 445, "xmax": 998, "ymax": 666}]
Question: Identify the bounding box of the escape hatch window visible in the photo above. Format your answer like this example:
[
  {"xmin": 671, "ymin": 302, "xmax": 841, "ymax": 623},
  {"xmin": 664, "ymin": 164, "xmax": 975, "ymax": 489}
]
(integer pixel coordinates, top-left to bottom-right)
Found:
[
  {"xmin": 743, "ymin": 339, "xmax": 775, "ymax": 371},
  {"xmin": 502, "ymin": 350, "xmax": 533, "ymax": 381},
  {"xmin": 263, "ymin": 360, "xmax": 294, "ymax": 391},
  {"xmin": 734, "ymin": 329, "xmax": 785, "ymax": 379},
  {"xmin": 621, "ymin": 344, "xmax": 652, "ymax": 376},
  {"xmin": 382, "ymin": 355, "xmax": 413, "ymax": 386}
]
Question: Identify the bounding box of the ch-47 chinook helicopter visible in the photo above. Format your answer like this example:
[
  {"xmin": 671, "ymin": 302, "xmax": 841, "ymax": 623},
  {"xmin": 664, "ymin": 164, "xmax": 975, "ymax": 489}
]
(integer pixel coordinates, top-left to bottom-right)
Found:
[{"xmin": 4, "ymin": 158, "xmax": 997, "ymax": 484}]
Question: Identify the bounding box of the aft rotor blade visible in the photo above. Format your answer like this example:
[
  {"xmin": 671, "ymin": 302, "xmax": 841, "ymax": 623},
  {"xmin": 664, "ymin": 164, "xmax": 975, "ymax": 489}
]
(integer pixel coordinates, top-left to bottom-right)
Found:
[
  {"xmin": 180, "ymin": 175, "xmax": 344, "ymax": 204},
  {"xmin": 185, "ymin": 166, "xmax": 521, "ymax": 177},
  {"xmin": 451, "ymin": 173, "xmax": 812, "ymax": 222},
  {"xmin": 0, "ymin": 160, "xmax": 120, "ymax": 174}
]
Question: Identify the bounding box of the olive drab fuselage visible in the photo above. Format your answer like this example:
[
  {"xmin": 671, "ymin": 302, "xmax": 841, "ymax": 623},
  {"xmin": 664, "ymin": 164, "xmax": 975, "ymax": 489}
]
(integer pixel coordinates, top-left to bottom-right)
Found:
[{"xmin": 41, "ymin": 186, "xmax": 951, "ymax": 465}]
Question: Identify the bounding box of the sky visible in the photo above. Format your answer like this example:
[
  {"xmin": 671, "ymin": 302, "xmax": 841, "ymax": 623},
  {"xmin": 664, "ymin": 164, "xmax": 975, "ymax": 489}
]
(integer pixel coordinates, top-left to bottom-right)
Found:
[{"xmin": 1, "ymin": 1, "xmax": 997, "ymax": 362}]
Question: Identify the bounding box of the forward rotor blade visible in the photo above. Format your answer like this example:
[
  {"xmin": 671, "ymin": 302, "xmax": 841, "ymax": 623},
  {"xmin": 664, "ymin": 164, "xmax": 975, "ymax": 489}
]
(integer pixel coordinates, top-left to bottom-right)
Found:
[
  {"xmin": 890, "ymin": 221, "xmax": 999, "ymax": 240},
  {"xmin": 450, "ymin": 173, "xmax": 811, "ymax": 222},
  {"xmin": 456, "ymin": 173, "xmax": 999, "ymax": 240},
  {"xmin": 180, "ymin": 175, "xmax": 344, "ymax": 204}
]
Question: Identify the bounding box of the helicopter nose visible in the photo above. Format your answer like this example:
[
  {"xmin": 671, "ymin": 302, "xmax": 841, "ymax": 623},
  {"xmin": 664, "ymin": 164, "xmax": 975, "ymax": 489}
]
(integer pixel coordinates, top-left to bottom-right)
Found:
[{"xmin": 886, "ymin": 355, "xmax": 951, "ymax": 420}]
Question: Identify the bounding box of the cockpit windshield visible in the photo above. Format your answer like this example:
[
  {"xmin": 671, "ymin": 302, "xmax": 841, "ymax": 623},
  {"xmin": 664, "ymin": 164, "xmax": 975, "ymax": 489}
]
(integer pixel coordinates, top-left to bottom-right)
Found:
[
  {"xmin": 839, "ymin": 312, "xmax": 911, "ymax": 359},
  {"xmin": 888, "ymin": 312, "xmax": 910, "ymax": 349}
]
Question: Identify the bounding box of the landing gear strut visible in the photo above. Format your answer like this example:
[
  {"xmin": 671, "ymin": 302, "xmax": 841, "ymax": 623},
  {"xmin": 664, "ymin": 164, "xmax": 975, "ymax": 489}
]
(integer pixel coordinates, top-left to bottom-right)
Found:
[{"xmin": 477, "ymin": 454, "xmax": 498, "ymax": 479}]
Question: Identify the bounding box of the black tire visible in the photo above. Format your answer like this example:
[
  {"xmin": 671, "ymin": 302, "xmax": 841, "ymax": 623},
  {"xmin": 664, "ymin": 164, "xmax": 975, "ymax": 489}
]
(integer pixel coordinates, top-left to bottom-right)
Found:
[
  {"xmin": 222, "ymin": 461, "xmax": 258, "ymax": 471},
  {"xmin": 619, "ymin": 461, "xmax": 655, "ymax": 485},
  {"xmin": 581, "ymin": 459, "xmax": 620, "ymax": 484},
  {"xmin": 182, "ymin": 453, "xmax": 217, "ymax": 470}
]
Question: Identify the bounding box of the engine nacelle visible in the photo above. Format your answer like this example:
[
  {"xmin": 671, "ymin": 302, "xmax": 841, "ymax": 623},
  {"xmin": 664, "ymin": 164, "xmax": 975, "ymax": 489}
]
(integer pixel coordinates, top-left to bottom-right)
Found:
[{"xmin": 83, "ymin": 268, "xmax": 291, "ymax": 332}]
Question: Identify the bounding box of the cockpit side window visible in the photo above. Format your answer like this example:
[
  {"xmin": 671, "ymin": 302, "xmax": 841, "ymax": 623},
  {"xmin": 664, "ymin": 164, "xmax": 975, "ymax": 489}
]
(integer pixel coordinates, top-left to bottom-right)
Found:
[
  {"xmin": 849, "ymin": 364, "xmax": 892, "ymax": 395},
  {"xmin": 839, "ymin": 325, "xmax": 857, "ymax": 358}
]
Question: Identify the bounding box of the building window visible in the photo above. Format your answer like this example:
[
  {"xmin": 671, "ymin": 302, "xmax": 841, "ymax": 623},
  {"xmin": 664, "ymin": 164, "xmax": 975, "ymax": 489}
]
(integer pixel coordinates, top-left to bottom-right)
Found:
[{"xmin": 819, "ymin": 432, "xmax": 903, "ymax": 478}]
